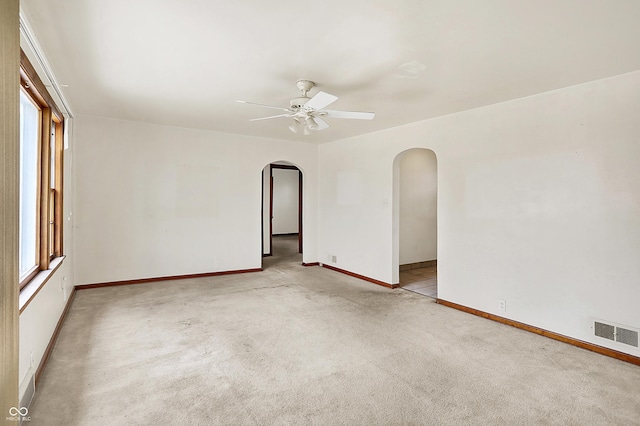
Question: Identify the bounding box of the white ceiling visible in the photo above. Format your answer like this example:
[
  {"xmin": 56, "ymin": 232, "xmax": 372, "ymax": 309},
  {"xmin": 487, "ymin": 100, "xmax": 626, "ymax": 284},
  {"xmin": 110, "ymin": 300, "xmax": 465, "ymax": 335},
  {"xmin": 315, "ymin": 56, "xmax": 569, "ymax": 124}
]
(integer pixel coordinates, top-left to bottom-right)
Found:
[{"xmin": 21, "ymin": 0, "xmax": 640, "ymax": 143}]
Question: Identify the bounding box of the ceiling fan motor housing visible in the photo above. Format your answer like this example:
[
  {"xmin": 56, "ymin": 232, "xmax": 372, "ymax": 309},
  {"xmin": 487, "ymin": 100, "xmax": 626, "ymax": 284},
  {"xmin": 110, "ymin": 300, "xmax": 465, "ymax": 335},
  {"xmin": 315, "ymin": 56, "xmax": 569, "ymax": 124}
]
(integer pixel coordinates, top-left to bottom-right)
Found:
[
  {"xmin": 290, "ymin": 97, "xmax": 310, "ymax": 109},
  {"xmin": 290, "ymin": 80, "xmax": 315, "ymax": 109}
]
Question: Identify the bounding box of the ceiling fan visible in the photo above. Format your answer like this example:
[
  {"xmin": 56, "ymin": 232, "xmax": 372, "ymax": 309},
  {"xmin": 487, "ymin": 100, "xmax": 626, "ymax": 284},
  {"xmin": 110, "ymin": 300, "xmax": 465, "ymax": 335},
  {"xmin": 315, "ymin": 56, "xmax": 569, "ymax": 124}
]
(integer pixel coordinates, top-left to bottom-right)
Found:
[{"xmin": 237, "ymin": 80, "xmax": 375, "ymax": 135}]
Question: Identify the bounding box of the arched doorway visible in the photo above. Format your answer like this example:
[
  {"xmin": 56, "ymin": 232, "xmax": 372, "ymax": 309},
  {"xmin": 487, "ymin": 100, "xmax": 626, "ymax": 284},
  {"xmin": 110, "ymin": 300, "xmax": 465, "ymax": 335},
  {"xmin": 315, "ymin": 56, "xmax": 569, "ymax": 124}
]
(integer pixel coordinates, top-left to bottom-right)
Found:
[
  {"xmin": 393, "ymin": 148, "xmax": 438, "ymax": 297},
  {"xmin": 261, "ymin": 161, "xmax": 303, "ymax": 268}
]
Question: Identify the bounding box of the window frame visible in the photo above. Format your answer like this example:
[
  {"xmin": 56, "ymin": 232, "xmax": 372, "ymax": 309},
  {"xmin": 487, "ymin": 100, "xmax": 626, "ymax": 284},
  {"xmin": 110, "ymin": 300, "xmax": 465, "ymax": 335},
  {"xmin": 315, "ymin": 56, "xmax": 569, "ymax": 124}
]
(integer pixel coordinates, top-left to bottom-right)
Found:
[{"xmin": 19, "ymin": 50, "xmax": 64, "ymax": 290}]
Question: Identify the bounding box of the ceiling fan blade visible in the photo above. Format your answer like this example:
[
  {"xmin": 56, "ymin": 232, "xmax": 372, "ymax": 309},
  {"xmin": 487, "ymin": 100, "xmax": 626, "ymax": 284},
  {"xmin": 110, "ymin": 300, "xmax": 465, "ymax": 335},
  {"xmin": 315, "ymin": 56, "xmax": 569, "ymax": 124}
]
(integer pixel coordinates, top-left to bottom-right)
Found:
[
  {"xmin": 314, "ymin": 117, "xmax": 330, "ymax": 130},
  {"xmin": 303, "ymin": 91, "xmax": 338, "ymax": 111},
  {"xmin": 323, "ymin": 110, "xmax": 375, "ymax": 120},
  {"xmin": 237, "ymin": 100, "xmax": 290, "ymax": 112},
  {"xmin": 249, "ymin": 113, "xmax": 292, "ymax": 121}
]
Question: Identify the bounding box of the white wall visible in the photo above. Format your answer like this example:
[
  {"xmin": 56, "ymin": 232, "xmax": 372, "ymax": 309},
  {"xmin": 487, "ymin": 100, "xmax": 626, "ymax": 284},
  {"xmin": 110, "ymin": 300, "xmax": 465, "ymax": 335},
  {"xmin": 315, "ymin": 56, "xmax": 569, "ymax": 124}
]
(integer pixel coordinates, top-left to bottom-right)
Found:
[
  {"xmin": 74, "ymin": 116, "xmax": 318, "ymax": 284},
  {"xmin": 19, "ymin": 262, "xmax": 73, "ymax": 398},
  {"xmin": 272, "ymin": 168, "xmax": 299, "ymax": 235},
  {"xmin": 398, "ymin": 149, "xmax": 437, "ymax": 265},
  {"xmin": 319, "ymin": 70, "xmax": 640, "ymax": 357}
]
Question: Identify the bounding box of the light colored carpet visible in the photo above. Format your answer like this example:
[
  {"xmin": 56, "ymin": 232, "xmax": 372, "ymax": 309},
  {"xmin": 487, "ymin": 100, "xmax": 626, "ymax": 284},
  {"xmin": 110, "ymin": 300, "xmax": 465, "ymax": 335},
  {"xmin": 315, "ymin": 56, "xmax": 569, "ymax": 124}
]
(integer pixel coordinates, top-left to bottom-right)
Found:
[{"xmin": 29, "ymin": 236, "xmax": 640, "ymax": 425}]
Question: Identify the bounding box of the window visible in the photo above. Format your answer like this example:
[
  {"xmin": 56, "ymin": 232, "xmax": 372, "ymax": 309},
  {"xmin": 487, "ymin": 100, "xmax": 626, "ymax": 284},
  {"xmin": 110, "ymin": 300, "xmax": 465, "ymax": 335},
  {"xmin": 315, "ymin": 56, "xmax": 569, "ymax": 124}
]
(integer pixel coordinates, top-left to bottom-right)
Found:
[
  {"xmin": 19, "ymin": 89, "xmax": 40, "ymax": 279},
  {"xmin": 19, "ymin": 50, "xmax": 64, "ymax": 289}
]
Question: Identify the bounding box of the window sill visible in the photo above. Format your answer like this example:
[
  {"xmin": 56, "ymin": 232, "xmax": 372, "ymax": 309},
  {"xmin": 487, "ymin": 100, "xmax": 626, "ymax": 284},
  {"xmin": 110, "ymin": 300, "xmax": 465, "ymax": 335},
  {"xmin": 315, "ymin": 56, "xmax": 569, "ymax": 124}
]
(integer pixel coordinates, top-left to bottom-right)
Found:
[{"xmin": 19, "ymin": 256, "xmax": 66, "ymax": 314}]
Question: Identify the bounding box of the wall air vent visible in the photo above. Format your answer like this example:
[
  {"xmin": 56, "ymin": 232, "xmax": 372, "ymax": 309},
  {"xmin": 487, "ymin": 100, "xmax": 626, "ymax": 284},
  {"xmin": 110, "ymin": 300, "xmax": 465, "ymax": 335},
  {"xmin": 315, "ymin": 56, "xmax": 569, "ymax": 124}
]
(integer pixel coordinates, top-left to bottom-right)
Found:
[
  {"xmin": 594, "ymin": 321, "xmax": 615, "ymax": 341},
  {"xmin": 593, "ymin": 320, "xmax": 639, "ymax": 348},
  {"xmin": 616, "ymin": 327, "xmax": 639, "ymax": 348}
]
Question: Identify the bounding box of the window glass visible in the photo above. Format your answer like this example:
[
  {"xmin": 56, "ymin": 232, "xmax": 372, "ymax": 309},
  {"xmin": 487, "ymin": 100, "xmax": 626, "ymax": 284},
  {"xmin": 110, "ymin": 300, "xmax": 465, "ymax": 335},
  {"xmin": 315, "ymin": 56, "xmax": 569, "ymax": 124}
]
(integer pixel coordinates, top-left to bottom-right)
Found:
[
  {"xmin": 19, "ymin": 89, "xmax": 40, "ymax": 278},
  {"xmin": 50, "ymin": 122, "xmax": 56, "ymax": 189}
]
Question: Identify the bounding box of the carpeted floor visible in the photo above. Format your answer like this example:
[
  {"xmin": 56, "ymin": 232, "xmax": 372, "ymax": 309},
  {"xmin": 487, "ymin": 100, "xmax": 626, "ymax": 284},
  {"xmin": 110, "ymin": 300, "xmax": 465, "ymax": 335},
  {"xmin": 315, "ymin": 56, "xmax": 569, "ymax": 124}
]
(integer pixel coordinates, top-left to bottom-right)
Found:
[{"xmin": 29, "ymin": 236, "xmax": 640, "ymax": 425}]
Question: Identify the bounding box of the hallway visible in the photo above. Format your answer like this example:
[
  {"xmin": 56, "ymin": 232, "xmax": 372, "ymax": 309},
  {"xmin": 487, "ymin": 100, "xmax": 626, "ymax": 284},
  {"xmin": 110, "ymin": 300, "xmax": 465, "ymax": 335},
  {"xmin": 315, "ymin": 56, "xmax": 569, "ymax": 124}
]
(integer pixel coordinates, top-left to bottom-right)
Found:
[{"xmin": 262, "ymin": 234, "xmax": 301, "ymax": 270}]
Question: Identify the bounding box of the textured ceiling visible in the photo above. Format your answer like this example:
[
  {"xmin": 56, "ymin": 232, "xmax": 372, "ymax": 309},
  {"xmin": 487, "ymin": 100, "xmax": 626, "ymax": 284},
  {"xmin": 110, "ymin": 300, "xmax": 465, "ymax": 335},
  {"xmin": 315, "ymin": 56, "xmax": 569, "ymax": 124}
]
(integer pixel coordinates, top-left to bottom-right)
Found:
[{"xmin": 21, "ymin": 0, "xmax": 640, "ymax": 143}]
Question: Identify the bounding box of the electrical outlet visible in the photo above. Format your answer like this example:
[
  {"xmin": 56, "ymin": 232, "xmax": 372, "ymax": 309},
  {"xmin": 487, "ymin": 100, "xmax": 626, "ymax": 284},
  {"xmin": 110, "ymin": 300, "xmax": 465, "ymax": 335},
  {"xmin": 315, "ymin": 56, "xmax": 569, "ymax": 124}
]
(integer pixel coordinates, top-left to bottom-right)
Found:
[
  {"xmin": 331, "ymin": 255, "xmax": 337, "ymax": 263},
  {"xmin": 498, "ymin": 300, "xmax": 506, "ymax": 311}
]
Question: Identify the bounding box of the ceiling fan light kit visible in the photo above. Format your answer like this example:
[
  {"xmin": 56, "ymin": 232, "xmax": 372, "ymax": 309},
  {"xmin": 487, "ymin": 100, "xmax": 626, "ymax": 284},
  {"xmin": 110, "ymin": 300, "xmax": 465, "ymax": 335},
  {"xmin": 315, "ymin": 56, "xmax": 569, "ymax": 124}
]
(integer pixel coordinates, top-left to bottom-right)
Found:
[{"xmin": 237, "ymin": 80, "xmax": 375, "ymax": 135}]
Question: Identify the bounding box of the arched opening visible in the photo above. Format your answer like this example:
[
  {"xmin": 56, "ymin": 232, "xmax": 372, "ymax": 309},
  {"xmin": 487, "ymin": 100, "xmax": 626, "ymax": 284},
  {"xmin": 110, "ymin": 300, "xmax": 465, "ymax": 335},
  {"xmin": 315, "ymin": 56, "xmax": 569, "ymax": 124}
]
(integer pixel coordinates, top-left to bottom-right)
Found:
[
  {"xmin": 393, "ymin": 148, "xmax": 438, "ymax": 297},
  {"xmin": 261, "ymin": 161, "xmax": 303, "ymax": 269}
]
